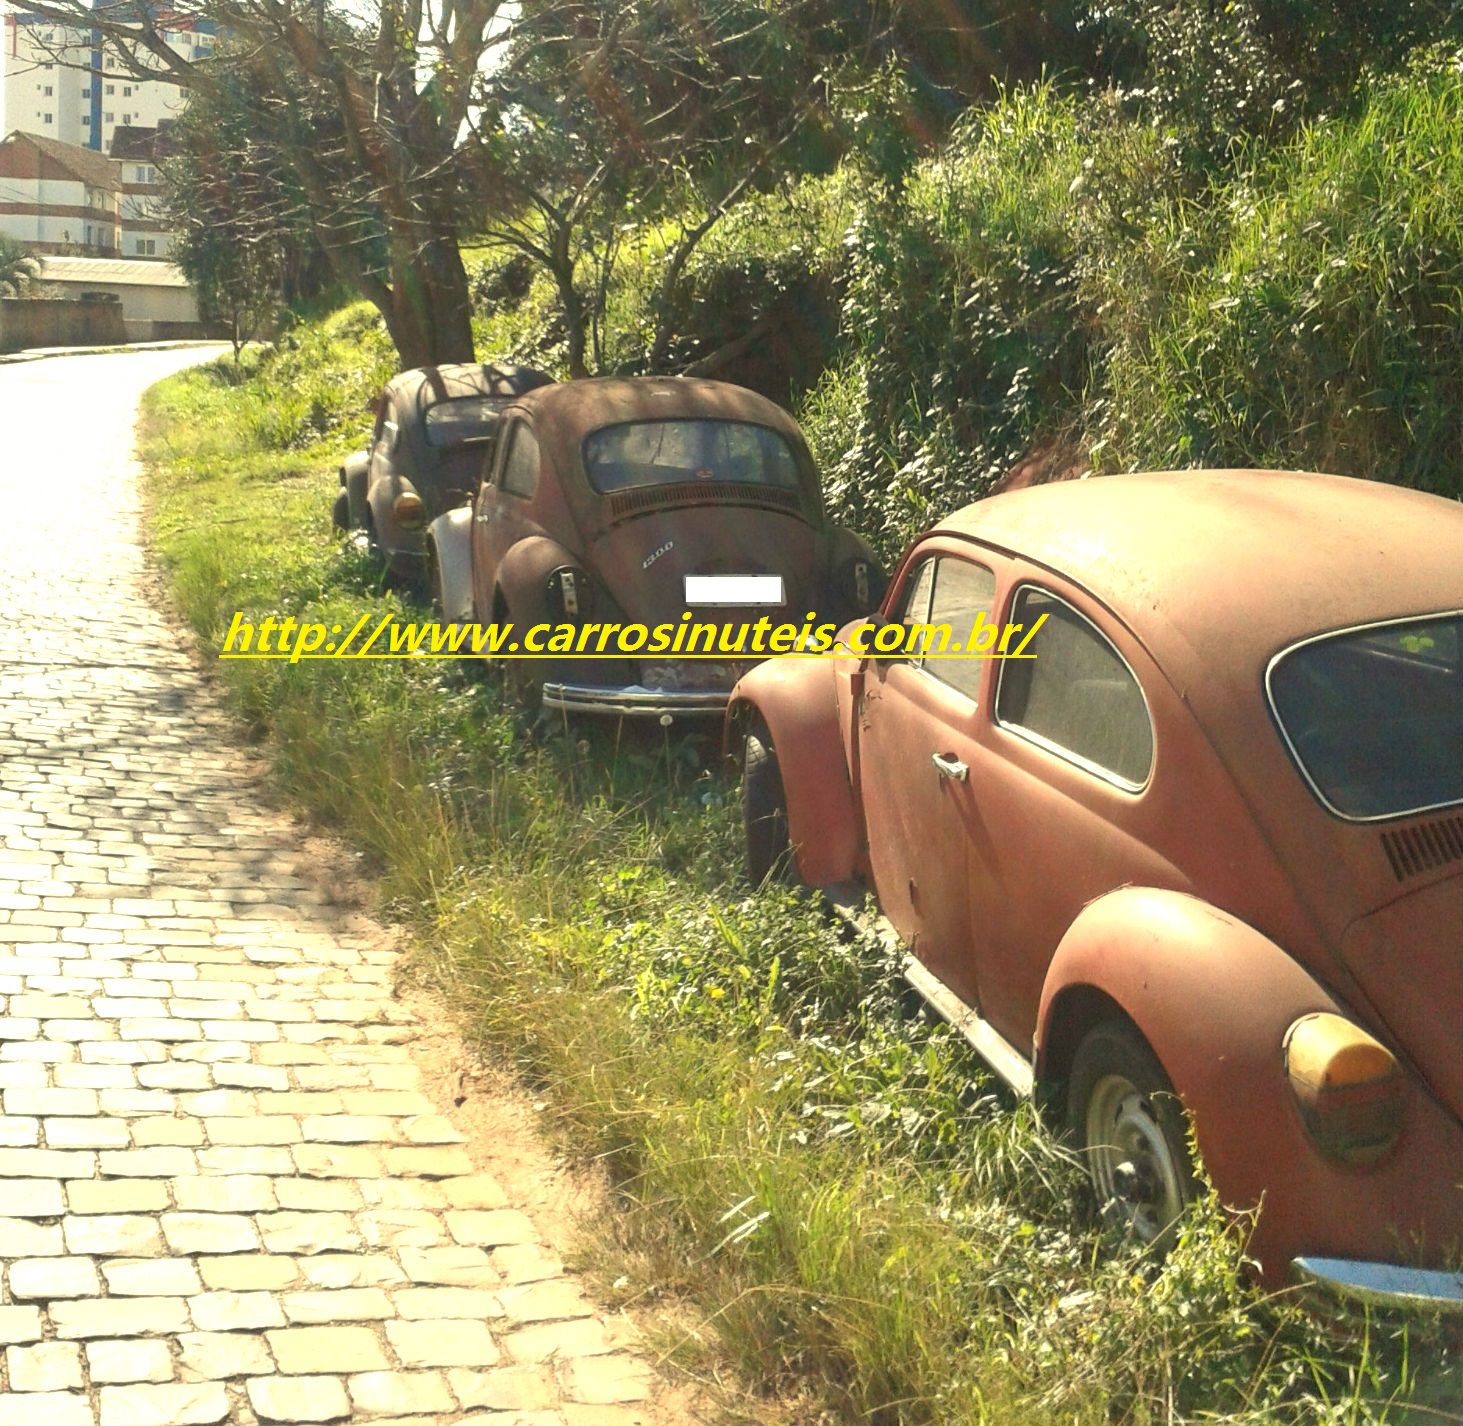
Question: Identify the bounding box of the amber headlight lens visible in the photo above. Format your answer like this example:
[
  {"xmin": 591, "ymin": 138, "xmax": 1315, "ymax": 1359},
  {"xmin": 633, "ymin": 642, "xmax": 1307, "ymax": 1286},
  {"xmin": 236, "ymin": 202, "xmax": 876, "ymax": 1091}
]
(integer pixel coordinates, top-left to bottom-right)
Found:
[
  {"xmin": 393, "ymin": 492, "xmax": 425, "ymax": 528},
  {"xmin": 1284, "ymin": 1013, "xmax": 1404, "ymax": 1166}
]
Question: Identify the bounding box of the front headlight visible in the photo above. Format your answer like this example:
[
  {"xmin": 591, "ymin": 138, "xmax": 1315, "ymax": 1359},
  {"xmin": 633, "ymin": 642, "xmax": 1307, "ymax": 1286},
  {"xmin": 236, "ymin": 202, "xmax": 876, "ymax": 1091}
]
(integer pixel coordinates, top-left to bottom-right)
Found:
[
  {"xmin": 1285, "ymin": 1013, "xmax": 1404, "ymax": 1166},
  {"xmin": 392, "ymin": 491, "xmax": 425, "ymax": 529}
]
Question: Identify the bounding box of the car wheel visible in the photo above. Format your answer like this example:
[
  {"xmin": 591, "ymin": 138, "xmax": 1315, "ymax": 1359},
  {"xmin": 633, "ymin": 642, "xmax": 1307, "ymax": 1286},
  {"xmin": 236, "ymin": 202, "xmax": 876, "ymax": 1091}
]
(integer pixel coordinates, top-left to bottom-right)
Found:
[
  {"xmin": 1066, "ymin": 1019, "xmax": 1197, "ymax": 1250},
  {"xmin": 742, "ymin": 721, "xmax": 796, "ymax": 886},
  {"xmin": 332, "ymin": 489, "xmax": 351, "ymax": 533}
]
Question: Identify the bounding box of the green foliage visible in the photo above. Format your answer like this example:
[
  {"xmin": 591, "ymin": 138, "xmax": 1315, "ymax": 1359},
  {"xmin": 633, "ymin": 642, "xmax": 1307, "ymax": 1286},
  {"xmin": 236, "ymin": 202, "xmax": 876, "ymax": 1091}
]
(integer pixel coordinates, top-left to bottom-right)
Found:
[
  {"xmin": 1098, "ymin": 53, "xmax": 1463, "ymax": 488},
  {"xmin": 0, "ymin": 235, "xmax": 37, "ymax": 296}
]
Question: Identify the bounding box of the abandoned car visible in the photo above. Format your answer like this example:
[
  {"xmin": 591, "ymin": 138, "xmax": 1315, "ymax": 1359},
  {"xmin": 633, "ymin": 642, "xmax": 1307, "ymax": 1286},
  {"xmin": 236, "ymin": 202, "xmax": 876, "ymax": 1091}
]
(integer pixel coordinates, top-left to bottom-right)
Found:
[
  {"xmin": 336, "ymin": 362, "xmax": 554, "ymax": 582},
  {"xmin": 428, "ymin": 376, "xmax": 885, "ymax": 717},
  {"xmin": 729, "ymin": 469, "xmax": 1463, "ymax": 1306}
]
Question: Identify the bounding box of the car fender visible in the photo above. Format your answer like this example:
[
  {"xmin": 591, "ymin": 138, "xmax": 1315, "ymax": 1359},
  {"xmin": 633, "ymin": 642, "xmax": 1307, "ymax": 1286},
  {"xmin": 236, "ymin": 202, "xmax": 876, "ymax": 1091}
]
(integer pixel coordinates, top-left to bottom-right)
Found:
[
  {"xmin": 727, "ymin": 657, "xmax": 860, "ymax": 887},
  {"xmin": 1036, "ymin": 887, "xmax": 1340, "ymax": 1206},
  {"xmin": 826, "ymin": 525, "xmax": 888, "ymax": 612},
  {"xmin": 425, "ymin": 509, "xmax": 474, "ymax": 624},
  {"xmin": 495, "ymin": 536, "xmax": 588, "ymax": 626},
  {"xmin": 341, "ymin": 451, "xmax": 369, "ymax": 528}
]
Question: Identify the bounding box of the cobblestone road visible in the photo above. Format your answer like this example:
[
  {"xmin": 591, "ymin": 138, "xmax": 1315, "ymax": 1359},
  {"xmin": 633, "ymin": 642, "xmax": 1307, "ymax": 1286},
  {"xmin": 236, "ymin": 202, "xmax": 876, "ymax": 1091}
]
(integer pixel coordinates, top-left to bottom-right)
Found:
[{"xmin": 0, "ymin": 350, "xmax": 655, "ymax": 1425}]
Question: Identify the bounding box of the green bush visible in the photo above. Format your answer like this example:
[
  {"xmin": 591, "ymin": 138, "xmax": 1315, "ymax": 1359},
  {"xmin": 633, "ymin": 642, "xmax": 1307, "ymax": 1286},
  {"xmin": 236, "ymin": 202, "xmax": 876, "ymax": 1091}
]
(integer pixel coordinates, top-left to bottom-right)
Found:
[{"xmin": 1098, "ymin": 52, "xmax": 1463, "ymax": 489}]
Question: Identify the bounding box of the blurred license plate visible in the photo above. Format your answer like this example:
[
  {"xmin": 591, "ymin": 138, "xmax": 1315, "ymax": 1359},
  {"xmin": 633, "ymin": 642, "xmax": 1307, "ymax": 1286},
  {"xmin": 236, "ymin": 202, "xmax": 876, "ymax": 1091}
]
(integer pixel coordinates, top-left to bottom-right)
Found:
[
  {"xmin": 684, "ymin": 575, "xmax": 784, "ymax": 606},
  {"xmin": 641, "ymin": 661, "xmax": 736, "ymax": 692}
]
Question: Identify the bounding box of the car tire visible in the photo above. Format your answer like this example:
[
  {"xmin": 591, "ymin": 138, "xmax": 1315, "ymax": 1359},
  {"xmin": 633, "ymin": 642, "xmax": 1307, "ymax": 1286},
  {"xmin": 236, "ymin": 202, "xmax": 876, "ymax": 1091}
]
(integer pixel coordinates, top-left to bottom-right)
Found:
[
  {"xmin": 332, "ymin": 489, "xmax": 351, "ymax": 533},
  {"xmin": 743, "ymin": 721, "xmax": 796, "ymax": 886},
  {"xmin": 1066, "ymin": 1019, "xmax": 1198, "ymax": 1251}
]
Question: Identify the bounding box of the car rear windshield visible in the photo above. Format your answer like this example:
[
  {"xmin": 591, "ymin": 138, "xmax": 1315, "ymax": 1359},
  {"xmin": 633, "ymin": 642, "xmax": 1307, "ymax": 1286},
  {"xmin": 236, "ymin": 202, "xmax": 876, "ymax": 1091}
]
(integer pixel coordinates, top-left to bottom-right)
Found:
[
  {"xmin": 423, "ymin": 396, "xmax": 507, "ymax": 447},
  {"xmin": 1268, "ymin": 614, "xmax": 1463, "ymax": 820},
  {"xmin": 583, "ymin": 420, "xmax": 801, "ymax": 494}
]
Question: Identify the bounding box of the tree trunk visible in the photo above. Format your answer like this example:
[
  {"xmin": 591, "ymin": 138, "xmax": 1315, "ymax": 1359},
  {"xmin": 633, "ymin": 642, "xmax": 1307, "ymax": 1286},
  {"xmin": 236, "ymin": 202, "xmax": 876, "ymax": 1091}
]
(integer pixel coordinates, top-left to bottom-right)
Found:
[{"xmin": 384, "ymin": 230, "xmax": 475, "ymax": 368}]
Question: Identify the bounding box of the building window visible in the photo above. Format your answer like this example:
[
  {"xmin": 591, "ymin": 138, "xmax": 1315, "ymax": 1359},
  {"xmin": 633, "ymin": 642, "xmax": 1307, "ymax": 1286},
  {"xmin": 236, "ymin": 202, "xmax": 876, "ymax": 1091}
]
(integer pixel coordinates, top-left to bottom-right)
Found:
[
  {"xmin": 42, "ymin": 113, "xmax": 53, "ymax": 124},
  {"xmin": 81, "ymin": 116, "xmax": 90, "ymax": 126},
  {"xmin": 106, "ymin": 84, "xmax": 114, "ymax": 94},
  {"xmin": 122, "ymin": 85, "xmax": 132, "ymax": 96},
  {"xmin": 121, "ymin": 114, "xmax": 131, "ymax": 124},
  {"xmin": 105, "ymin": 112, "xmax": 113, "ymax": 122},
  {"xmin": 81, "ymin": 87, "xmax": 90, "ymax": 98},
  {"xmin": 43, "ymin": 85, "xmax": 52, "ymax": 96},
  {"xmin": 137, "ymin": 238, "xmax": 156, "ymax": 256}
]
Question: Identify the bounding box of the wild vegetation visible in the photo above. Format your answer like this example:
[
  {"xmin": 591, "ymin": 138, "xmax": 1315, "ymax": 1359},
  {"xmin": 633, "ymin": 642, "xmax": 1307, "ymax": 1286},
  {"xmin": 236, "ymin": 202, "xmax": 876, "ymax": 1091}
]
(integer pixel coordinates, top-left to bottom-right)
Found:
[{"xmin": 131, "ymin": 1, "xmax": 1463, "ymax": 1421}]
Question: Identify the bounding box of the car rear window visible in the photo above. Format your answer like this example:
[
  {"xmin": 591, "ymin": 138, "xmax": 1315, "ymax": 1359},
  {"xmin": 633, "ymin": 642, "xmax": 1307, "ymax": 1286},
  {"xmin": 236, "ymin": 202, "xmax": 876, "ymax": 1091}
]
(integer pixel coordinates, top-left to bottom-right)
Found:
[
  {"xmin": 1268, "ymin": 614, "xmax": 1463, "ymax": 820},
  {"xmin": 583, "ymin": 420, "xmax": 801, "ymax": 494},
  {"xmin": 423, "ymin": 396, "xmax": 507, "ymax": 447}
]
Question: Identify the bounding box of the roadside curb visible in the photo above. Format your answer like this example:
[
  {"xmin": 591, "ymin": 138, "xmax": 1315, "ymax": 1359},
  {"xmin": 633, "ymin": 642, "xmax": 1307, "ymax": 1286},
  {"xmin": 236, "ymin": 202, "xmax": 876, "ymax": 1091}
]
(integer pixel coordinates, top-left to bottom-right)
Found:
[{"xmin": 0, "ymin": 339, "xmax": 229, "ymax": 364}]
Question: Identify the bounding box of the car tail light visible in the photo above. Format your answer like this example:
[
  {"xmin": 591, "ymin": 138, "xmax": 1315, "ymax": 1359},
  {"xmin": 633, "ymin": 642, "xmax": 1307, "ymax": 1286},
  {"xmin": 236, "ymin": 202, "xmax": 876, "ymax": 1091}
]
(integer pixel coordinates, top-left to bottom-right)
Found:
[
  {"xmin": 393, "ymin": 492, "xmax": 425, "ymax": 528},
  {"xmin": 1284, "ymin": 1013, "xmax": 1404, "ymax": 1166}
]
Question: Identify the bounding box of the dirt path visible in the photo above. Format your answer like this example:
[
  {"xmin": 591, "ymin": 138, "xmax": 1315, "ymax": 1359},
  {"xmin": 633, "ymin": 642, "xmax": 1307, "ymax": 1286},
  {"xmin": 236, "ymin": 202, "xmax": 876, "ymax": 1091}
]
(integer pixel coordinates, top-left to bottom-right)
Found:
[{"xmin": 0, "ymin": 348, "xmax": 676, "ymax": 1426}]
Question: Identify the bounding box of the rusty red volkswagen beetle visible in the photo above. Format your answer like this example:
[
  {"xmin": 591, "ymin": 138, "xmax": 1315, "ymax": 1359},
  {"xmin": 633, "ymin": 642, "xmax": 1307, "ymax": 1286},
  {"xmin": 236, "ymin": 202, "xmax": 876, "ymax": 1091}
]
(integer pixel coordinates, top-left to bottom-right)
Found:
[
  {"xmin": 429, "ymin": 377, "xmax": 884, "ymax": 717},
  {"xmin": 729, "ymin": 469, "xmax": 1463, "ymax": 1306}
]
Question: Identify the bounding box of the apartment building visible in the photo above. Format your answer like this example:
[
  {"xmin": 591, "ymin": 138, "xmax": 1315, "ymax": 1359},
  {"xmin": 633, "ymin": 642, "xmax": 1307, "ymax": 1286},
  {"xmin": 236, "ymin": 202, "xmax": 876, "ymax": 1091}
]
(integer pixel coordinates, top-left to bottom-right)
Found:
[
  {"xmin": 2, "ymin": 6, "xmax": 213, "ymax": 155},
  {"xmin": 0, "ymin": 127, "xmax": 120, "ymax": 254}
]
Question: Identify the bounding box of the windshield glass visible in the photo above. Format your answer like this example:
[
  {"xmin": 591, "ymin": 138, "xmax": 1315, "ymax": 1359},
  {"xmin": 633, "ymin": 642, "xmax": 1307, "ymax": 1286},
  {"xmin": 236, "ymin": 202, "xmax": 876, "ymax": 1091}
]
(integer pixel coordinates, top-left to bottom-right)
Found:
[
  {"xmin": 1268, "ymin": 613, "xmax": 1463, "ymax": 820},
  {"xmin": 423, "ymin": 396, "xmax": 507, "ymax": 448},
  {"xmin": 583, "ymin": 419, "xmax": 801, "ymax": 494}
]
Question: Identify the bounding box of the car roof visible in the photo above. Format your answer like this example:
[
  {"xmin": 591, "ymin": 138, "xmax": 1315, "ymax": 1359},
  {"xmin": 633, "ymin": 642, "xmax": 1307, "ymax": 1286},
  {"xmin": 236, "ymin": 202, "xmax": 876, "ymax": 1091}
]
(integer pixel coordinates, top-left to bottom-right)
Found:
[
  {"xmin": 939, "ymin": 470, "xmax": 1463, "ymax": 676},
  {"xmin": 507, "ymin": 377, "xmax": 810, "ymax": 477},
  {"xmin": 387, "ymin": 363, "xmax": 554, "ymax": 409}
]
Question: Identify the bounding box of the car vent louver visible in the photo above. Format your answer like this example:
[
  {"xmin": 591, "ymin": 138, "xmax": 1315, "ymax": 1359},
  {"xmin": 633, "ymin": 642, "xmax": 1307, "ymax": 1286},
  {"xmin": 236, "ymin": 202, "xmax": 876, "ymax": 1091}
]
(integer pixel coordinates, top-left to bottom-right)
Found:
[
  {"xmin": 607, "ymin": 482, "xmax": 802, "ymax": 521},
  {"xmin": 1380, "ymin": 815, "xmax": 1463, "ymax": 881}
]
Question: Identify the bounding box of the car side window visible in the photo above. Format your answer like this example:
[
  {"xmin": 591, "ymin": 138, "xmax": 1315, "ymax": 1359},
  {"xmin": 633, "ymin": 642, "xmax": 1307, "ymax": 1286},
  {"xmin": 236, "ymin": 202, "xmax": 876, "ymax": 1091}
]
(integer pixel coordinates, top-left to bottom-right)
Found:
[
  {"xmin": 499, "ymin": 424, "xmax": 540, "ymax": 499},
  {"xmin": 923, "ymin": 558, "xmax": 997, "ymax": 701},
  {"xmin": 995, "ymin": 586, "xmax": 1154, "ymax": 788}
]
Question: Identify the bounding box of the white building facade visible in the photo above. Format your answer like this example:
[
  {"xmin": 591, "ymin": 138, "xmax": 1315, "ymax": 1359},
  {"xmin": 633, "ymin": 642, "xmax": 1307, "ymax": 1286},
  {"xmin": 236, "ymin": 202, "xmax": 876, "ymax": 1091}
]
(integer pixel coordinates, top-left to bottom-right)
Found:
[{"xmin": 2, "ymin": 7, "xmax": 212, "ymax": 155}]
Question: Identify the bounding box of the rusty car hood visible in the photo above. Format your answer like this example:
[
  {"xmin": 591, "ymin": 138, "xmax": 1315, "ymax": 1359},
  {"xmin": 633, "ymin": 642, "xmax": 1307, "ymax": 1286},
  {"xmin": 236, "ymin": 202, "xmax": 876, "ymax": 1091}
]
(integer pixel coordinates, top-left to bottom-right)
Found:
[
  {"xmin": 1341, "ymin": 868, "xmax": 1463, "ymax": 1120},
  {"xmin": 585, "ymin": 506, "xmax": 824, "ymax": 627}
]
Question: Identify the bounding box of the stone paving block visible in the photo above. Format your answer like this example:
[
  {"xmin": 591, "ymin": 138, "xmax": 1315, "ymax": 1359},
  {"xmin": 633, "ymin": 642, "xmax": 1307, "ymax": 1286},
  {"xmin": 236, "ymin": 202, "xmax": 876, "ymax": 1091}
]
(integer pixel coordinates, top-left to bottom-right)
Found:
[
  {"xmin": 385, "ymin": 1317, "xmax": 500, "ymax": 1368},
  {"xmin": 504, "ymin": 1318, "xmax": 617, "ymax": 1365},
  {"xmin": 0, "ymin": 1216, "xmax": 64, "ymax": 1255},
  {"xmin": 98, "ymin": 1147, "xmax": 197, "ymax": 1178},
  {"xmin": 257, "ymin": 1211, "xmax": 363, "ymax": 1256},
  {"xmin": 0, "ymin": 1177, "xmax": 65, "ymax": 1217},
  {"xmin": 65, "ymin": 1181, "xmax": 170, "ymax": 1215},
  {"xmin": 398, "ymin": 1247, "xmax": 499, "ymax": 1287},
  {"xmin": 448, "ymin": 1364, "xmax": 557, "ymax": 1413},
  {"xmin": 8, "ymin": 1254, "xmax": 102, "ymax": 1299},
  {"xmin": 346, "ymin": 1369, "xmax": 455, "ymax": 1418},
  {"xmin": 63, "ymin": 1215, "xmax": 165, "ymax": 1257},
  {"xmin": 392, "ymin": 1287, "xmax": 502, "ymax": 1321},
  {"xmin": 177, "ymin": 1329, "xmax": 276, "ymax": 1380},
  {"xmin": 51, "ymin": 1294, "xmax": 190, "ymax": 1338},
  {"xmin": 557, "ymin": 1355, "xmax": 655, "ymax": 1405},
  {"xmin": 0, "ymin": 1304, "xmax": 43, "ymax": 1344},
  {"xmin": 186, "ymin": 1283, "xmax": 290, "ymax": 1331},
  {"xmin": 161, "ymin": 1211, "xmax": 259, "ymax": 1255},
  {"xmin": 279, "ymin": 1287, "xmax": 395, "ymax": 1323},
  {"xmin": 245, "ymin": 1374, "xmax": 351, "ymax": 1423},
  {"xmin": 86, "ymin": 1337, "xmax": 176, "ymax": 1384},
  {"xmin": 6, "ymin": 1338, "xmax": 84, "ymax": 1390},
  {"xmin": 46, "ymin": 1117, "xmax": 132, "ymax": 1149},
  {"xmin": 102, "ymin": 1257, "xmax": 203, "ymax": 1296},
  {"xmin": 498, "ymin": 1279, "xmax": 596, "ymax": 1325},
  {"xmin": 266, "ymin": 1325, "xmax": 390, "ymax": 1375},
  {"xmin": 0, "ymin": 1390, "xmax": 93, "ymax": 1426},
  {"xmin": 196, "ymin": 1255, "xmax": 299, "ymax": 1292},
  {"xmin": 98, "ymin": 1381, "xmax": 229, "ymax": 1426},
  {"xmin": 445, "ymin": 1208, "xmax": 539, "ymax": 1247}
]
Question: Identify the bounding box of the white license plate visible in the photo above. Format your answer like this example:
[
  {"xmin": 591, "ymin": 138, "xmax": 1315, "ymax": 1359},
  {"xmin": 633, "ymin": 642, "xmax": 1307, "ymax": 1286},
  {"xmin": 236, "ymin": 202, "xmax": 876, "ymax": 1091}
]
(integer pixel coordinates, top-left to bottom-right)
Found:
[{"xmin": 684, "ymin": 574, "xmax": 784, "ymax": 606}]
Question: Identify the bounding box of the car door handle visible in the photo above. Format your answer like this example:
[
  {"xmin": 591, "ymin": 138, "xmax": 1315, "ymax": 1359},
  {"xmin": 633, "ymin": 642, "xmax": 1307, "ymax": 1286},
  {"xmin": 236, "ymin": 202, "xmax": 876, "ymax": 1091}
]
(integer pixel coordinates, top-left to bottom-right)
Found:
[{"xmin": 931, "ymin": 752, "xmax": 968, "ymax": 781}]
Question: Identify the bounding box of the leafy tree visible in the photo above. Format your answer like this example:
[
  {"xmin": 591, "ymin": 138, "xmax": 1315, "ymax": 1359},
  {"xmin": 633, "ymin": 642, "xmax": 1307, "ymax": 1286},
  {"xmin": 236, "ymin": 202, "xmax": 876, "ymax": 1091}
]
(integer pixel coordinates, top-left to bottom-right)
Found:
[
  {"xmin": 0, "ymin": 236, "xmax": 38, "ymax": 296},
  {"xmin": 12, "ymin": 0, "xmax": 509, "ymax": 367}
]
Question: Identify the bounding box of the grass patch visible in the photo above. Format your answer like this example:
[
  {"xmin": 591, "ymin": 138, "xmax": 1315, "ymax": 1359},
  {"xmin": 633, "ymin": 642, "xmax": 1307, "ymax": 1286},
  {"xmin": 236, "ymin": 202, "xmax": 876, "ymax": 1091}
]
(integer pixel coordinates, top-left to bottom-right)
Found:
[{"xmin": 138, "ymin": 335, "xmax": 1462, "ymax": 1424}]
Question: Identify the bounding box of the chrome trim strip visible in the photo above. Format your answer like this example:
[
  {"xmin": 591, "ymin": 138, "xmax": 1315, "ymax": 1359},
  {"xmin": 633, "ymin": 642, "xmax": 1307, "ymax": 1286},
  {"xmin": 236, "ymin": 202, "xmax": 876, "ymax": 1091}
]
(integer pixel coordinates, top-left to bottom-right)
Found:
[
  {"xmin": 541, "ymin": 682, "xmax": 729, "ymax": 717},
  {"xmin": 1292, "ymin": 1256, "xmax": 1463, "ymax": 1313},
  {"xmin": 824, "ymin": 890, "xmax": 1035, "ymax": 1096},
  {"xmin": 1264, "ymin": 608, "xmax": 1463, "ymax": 824}
]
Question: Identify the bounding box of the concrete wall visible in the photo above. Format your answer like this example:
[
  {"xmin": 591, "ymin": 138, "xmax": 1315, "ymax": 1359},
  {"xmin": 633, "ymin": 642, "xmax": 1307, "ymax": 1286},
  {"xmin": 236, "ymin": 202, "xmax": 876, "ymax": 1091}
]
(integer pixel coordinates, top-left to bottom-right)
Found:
[{"xmin": 0, "ymin": 297, "xmax": 127, "ymax": 352}]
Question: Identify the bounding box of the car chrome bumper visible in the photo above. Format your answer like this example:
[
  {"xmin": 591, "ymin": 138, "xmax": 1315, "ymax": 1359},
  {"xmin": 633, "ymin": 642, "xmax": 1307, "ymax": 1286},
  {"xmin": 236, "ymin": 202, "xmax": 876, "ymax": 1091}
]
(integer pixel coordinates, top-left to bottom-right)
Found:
[
  {"xmin": 1292, "ymin": 1256, "xmax": 1463, "ymax": 1313},
  {"xmin": 540, "ymin": 682, "xmax": 729, "ymax": 718}
]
